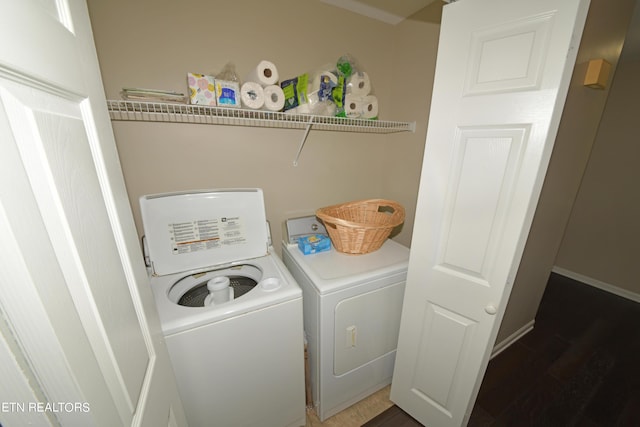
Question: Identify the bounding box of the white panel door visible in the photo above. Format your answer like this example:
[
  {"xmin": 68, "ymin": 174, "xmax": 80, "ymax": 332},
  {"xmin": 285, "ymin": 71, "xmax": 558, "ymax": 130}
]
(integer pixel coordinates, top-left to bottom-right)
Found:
[
  {"xmin": 0, "ymin": 0, "xmax": 186, "ymax": 426},
  {"xmin": 391, "ymin": 0, "xmax": 590, "ymax": 426}
]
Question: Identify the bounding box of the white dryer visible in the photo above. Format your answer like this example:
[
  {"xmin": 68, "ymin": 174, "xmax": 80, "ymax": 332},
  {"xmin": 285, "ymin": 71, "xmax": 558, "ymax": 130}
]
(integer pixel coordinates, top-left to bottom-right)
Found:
[
  {"xmin": 140, "ymin": 189, "xmax": 305, "ymax": 427},
  {"xmin": 282, "ymin": 216, "xmax": 410, "ymax": 421}
]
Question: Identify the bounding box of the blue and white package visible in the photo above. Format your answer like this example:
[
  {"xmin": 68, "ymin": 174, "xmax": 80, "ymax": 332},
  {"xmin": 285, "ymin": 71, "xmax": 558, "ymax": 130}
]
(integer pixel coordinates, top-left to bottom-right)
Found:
[
  {"xmin": 298, "ymin": 234, "xmax": 331, "ymax": 255},
  {"xmin": 215, "ymin": 80, "xmax": 240, "ymax": 107}
]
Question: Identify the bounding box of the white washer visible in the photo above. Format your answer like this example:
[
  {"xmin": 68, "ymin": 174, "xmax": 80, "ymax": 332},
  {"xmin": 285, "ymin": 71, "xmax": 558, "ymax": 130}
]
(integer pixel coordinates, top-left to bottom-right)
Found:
[
  {"xmin": 281, "ymin": 216, "xmax": 410, "ymax": 421},
  {"xmin": 140, "ymin": 189, "xmax": 305, "ymax": 427}
]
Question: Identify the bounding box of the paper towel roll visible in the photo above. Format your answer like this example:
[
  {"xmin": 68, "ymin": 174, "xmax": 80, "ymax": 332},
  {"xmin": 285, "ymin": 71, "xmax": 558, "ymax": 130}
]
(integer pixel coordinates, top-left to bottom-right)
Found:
[
  {"xmin": 263, "ymin": 85, "xmax": 285, "ymax": 111},
  {"xmin": 344, "ymin": 94, "xmax": 364, "ymax": 118},
  {"xmin": 361, "ymin": 95, "xmax": 378, "ymax": 119},
  {"xmin": 245, "ymin": 60, "xmax": 279, "ymax": 87},
  {"xmin": 347, "ymin": 71, "xmax": 371, "ymax": 97},
  {"xmin": 240, "ymin": 81, "xmax": 265, "ymax": 109}
]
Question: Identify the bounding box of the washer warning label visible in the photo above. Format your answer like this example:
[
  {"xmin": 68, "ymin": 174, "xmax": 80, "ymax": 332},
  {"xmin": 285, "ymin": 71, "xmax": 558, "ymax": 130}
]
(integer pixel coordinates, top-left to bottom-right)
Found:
[{"xmin": 169, "ymin": 217, "xmax": 246, "ymax": 254}]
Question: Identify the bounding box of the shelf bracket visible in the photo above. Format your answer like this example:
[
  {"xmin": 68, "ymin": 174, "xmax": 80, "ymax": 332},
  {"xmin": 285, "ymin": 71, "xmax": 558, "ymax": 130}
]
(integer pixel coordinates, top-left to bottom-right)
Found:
[{"xmin": 293, "ymin": 116, "xmax": 314, "ymax": 167}]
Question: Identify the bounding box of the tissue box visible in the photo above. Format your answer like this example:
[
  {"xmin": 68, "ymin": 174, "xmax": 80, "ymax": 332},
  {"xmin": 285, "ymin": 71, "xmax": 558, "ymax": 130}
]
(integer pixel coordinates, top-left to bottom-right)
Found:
[
  {"xmin": 187, "ymin": 73, "xmax": 217, "ymax": 106},
  {"xmin": 298, "ymin": 234, "xmax": 331, "ymax": 255}
]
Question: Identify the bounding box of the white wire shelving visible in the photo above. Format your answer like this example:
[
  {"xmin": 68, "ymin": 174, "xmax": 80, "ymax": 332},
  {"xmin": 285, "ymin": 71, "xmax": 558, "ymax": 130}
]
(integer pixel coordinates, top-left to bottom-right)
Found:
[{"xmin": 107, "ymin": 100, "xmax": 416, "ymax": 165}]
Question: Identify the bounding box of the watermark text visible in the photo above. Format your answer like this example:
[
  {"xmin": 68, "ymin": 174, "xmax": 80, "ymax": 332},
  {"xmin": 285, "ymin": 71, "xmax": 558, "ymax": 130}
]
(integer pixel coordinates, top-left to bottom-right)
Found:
[{"xmin": 1, "ymin": 401, "xmax": 90, "ymax": 413}]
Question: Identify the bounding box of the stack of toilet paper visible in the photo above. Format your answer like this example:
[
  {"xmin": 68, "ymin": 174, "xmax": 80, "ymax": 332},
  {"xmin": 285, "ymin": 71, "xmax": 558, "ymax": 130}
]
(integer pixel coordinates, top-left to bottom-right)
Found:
[
  {"xmin": 275, "ymin": 54, "xmax": 381, "ymax": 119},
  {"xmin": 192, "ymin": 54, "xmax": 380, "ymax": 118},
  {"xmin": 280, "ymin": 69, "xmax": 340, "ymax": 116},
  {"xmin": 344, "ymin": 72, "xmax": 378, "ymax": 119}
]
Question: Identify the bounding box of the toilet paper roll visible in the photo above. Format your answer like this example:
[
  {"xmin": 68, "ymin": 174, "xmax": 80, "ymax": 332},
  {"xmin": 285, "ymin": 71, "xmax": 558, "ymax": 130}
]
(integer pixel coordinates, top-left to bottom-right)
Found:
[
  {"xmin": 307, "ymin": 90, "xmax": 320, "ymax": 105},
  {"xmin": 284, "ymin": 104, "xmax": 311, "ymax": 115},
  {"xmin": 361, "ymin": 95, "xmax": 378, "ymax": 119},
  {"xmin": 344, "ymin": 94, "xmax": 364, "ymax": 118},
  {"xmin": 347, "ymin": 71, "xmax": 371, "ymax": 97},
  {"xmin": 240, "ymin": 81, "xmax": 265, "ymax": 109},
  {"xmin": 263, "ymin": 85, "xmax": 285, "ymax": 111},
  {"xmin": 304, "ymin": 90, "xmax": 336, "ymax": 116},
  {"xmin": 310, "ymin": 71, "xmax": 338, "ymax": 92},
  {"xmin": 314, "ymin": 101, "xmax": 337, "ymax": 117},
  {"xmin": 245, "ymin": 60, "xmax": 279, "ymax": 87}
]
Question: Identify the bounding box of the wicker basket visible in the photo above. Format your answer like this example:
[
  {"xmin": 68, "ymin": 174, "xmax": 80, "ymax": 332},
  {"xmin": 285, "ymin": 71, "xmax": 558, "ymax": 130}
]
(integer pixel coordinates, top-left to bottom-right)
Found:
[{"xmin": 316, "ymin": 199, "xmax": 405, "ymax": 255}]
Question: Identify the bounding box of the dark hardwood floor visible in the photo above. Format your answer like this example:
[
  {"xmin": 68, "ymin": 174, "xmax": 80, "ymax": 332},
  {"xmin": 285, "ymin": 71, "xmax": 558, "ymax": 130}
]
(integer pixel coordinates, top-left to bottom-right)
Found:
[{"xmin": 364, "ymin": 273, "xmax": 640, "ymax": 426}]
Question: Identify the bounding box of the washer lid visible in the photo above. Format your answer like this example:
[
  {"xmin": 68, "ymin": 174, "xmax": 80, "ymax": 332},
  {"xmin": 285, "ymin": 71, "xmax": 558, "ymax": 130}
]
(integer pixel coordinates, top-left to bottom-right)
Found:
[{"xmin": 140, "ymin": 189, "xmax": 269, "ymax": 276}]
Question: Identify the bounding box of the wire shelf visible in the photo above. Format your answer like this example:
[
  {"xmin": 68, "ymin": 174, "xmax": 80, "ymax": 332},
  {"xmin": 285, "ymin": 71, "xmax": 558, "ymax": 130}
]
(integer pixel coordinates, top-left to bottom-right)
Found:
[{"xmin": 107, "ymin": 100, "xmax": 415, "ymax": 134}]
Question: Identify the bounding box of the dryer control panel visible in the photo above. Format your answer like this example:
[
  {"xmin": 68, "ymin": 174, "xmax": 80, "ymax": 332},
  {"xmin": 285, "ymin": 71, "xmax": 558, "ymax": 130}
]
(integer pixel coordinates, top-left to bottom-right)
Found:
[{"xmin": 283, "ymin": 215, "xmax": 328, "ymax": 245}]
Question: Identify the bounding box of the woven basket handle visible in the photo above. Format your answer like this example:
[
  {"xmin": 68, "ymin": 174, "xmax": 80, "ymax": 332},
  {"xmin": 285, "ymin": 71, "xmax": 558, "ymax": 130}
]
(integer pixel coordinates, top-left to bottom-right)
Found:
[
  {"xmin": 377, "ymin": 203, "xmax": 398, "ymax": 215},
  {"xmin": 373, "ymin": 200, "xmax": 405, "ymax": 225}
]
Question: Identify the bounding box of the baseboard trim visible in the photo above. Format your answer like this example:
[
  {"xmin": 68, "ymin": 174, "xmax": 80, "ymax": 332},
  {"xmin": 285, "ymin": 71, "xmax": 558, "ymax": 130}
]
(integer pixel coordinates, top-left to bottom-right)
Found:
[
  {"xmin": 552, "ymin": 266, "xmax": 640, "ymax": 304},
  {"xmin": 488, "ymin": 269, "xmax": 640, "ymax": 361},
  {"xmin": 490, "ymin": 319, "xmax": 535, "ymax": 360}
]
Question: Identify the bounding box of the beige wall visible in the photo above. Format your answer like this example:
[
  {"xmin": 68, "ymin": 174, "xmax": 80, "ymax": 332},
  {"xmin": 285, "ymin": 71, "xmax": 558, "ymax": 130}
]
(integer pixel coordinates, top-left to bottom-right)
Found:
[
  {"xmin": 383, "ymin": 4, "xmax": 442, "ymax": 243},
  {"xmin": 88, "ymin": 0, "xmax": 635, "ymax": 348},
  {"xmin": 555, "ymin": 45, "xmax": 640, "ymax": 295},
  {"xmin": 495, "ymin": 0, "xmax": 637, "ymax": 343},
  {"xmin": 86, "ymin": 0, "xmax": 441, "ymax": 256}
]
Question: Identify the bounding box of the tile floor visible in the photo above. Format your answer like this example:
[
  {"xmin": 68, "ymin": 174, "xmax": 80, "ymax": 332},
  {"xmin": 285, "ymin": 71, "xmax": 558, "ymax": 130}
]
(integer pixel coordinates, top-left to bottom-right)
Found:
[{"xmin": 304, "ymin": 386, "xmax": 394, "ymax": 427}]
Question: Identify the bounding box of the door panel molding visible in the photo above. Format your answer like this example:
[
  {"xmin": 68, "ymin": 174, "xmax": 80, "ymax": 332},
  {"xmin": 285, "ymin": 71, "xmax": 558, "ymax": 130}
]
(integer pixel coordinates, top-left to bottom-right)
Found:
[
  {"xmin": 437, "ymin": 125, "xmax": 530, "ymax": 282},
  {"xmin": 465, "ymin": 12, "xmax": 555, "ymax": 95},
  {"xmin": 411, "ymin": 302, "xmax": 477, "ymax": 414}
]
